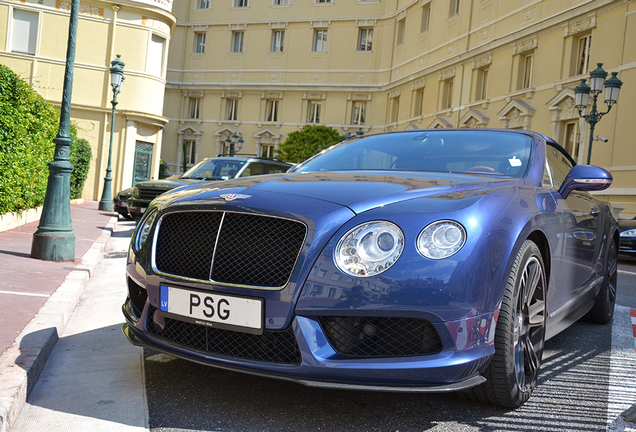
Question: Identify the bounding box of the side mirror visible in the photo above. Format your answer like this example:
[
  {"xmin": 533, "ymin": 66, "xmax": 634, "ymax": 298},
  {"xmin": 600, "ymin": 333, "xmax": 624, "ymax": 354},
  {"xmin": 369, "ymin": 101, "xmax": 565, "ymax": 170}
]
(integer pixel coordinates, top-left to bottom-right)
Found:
[{"xmin": 559, "ymin": 165, "xmax": 612, "ymax": 199}]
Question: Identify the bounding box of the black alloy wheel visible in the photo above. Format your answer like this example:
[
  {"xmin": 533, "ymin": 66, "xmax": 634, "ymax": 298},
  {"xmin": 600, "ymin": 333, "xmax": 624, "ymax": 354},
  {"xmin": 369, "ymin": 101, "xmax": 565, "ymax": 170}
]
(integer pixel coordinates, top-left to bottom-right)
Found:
[{"xmin": 463, "ymin": 239, "xmax": 546, "ymax": 407}]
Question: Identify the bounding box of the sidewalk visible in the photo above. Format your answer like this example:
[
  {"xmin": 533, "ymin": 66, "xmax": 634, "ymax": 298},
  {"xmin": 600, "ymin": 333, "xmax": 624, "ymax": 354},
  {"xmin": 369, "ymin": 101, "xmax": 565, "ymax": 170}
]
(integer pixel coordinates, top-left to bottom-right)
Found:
[{"xmin": 0, "ymin": 201, "xmax": 117, "ymax": 432}]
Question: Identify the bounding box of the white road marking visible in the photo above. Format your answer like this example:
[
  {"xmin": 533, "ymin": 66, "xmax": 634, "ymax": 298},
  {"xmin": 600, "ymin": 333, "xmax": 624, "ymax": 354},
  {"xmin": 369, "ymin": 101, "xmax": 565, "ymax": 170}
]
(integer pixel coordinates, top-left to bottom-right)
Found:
[
  {"xmin": 607, "ymin": 305, "xmax": 636, "ymax": 431},
  {"xmin": 0, "ymin": 290, "xmax": 50, "ymax": 298}
]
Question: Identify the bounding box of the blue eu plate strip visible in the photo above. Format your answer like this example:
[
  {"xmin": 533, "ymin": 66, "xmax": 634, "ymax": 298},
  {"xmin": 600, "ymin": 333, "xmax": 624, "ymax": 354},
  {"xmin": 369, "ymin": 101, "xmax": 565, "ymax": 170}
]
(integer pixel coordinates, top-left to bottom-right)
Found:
[{"xmin": 160, "ymin": 285, "xmax": 169, "ymax": 312}]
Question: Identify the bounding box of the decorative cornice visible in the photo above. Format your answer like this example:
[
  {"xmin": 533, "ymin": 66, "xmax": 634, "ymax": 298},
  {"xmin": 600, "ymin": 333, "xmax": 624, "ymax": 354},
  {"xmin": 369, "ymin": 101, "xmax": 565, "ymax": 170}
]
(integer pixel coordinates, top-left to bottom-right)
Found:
[
  {"xmin": 512, "ymin": 36, "xmax": 537, "ymax": 55},
  {"xmin": 563, "ymin": 14, "xmax": 596, "ymax": 37}
]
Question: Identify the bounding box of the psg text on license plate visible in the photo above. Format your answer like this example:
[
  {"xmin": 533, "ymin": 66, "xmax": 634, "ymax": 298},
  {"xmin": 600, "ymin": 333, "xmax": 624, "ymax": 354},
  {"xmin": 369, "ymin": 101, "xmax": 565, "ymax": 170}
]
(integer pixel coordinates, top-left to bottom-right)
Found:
[{"xmin": 160, "ymin": 286, "xmax": 262, "ymax": 332}]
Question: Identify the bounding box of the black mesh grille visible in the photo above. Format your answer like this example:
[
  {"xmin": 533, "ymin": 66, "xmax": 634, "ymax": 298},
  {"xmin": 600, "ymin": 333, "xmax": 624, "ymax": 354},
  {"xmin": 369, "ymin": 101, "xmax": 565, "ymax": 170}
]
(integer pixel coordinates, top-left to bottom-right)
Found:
[
  {"xmin": 155, "ymin": 212, "xmax": 223, "ymax": 280},
  {"xmin": 318, "ymin": 316, "xmax": 443, "ymax": 357},
  {"xmin": 212, "ymin": 213, "xmax": 307, "ymax": 287},
  {"xmin": 146, "ymin": 305, "xmax": 301, "ymax": 364},
  {"xmin": 154, "ymin": 211, "xmax": 306, "ymax": 287},
  {"xmin": 128, "ymin": 278, "xmax": 148, "ymax": 319},
  {"xmin": 139, "ymin": 187, "xmax": 172, "ymax": 201}
]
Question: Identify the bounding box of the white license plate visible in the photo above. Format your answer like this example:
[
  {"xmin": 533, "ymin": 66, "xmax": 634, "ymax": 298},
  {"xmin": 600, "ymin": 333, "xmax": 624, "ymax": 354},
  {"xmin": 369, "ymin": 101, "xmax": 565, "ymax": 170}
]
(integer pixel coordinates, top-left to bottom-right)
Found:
[{"xmin": 159, "ymin": 286, "xmax": 262, "ymax": 333}]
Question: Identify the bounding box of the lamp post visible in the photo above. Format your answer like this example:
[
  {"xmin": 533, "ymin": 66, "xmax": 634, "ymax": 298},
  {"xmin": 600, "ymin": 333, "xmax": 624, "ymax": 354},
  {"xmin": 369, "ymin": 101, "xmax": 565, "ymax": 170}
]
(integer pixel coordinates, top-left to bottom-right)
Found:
[
  {"xmin": 98, "ymin": 55, "xmax": 125, "ymax": 211},
  {"xmin": 227, "ymin": 132, "xmax": 243, "ymax": 156},
  {"xmin": 345, "ymin": 128, "xmax": 364, "ymax": 140},
  {"xmin": 574, "ymin": 63, "xmax": 623, "ymax": 165},
  {"xmin": 31, "ymin": 0, "xmax": 80, "ymax": 261}
]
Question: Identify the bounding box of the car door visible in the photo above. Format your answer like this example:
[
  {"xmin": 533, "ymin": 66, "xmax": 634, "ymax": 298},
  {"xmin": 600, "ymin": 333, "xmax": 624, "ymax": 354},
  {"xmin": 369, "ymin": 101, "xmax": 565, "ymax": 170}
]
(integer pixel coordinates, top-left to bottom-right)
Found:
[{"xmin": 545, "ymin": 145, "xmax": 600, "ymax": 314}]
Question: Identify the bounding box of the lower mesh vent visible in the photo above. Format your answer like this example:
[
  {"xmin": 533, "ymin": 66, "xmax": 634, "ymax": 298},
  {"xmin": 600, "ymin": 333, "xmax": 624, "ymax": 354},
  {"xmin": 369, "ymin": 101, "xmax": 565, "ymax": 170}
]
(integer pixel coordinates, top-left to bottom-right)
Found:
[
  {"xmin": 318, "ymin": 316, "xmax": 443, "ymax": 357},
  {"xmin": 128, "ymin": 278, "xmax": 148, "ymax": 319},
  {"xmin": 146, "ymin": 305, "xmax": 301, "ymax": 365}
]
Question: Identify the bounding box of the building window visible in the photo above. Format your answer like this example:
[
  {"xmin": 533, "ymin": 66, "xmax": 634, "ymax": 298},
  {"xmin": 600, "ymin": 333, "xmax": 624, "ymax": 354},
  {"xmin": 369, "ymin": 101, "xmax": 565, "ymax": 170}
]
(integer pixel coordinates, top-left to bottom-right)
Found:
[
  {"xmin": 315, "ymin": 0, "xmax": 332, "ymax": 3},
  {"xmin": 577, "ymin": 35, "xmax": 592, "ymax": 75},
  {"xmin": 146, "ymin": 34, "xmax": 165, "ymax": 77},
  {"xmin": 390, "ymin": 98, "xmax": 400, "ymax": 123},
  {"xmin": 194, "ymin": 32, "xmax": 206, "ymax": 53},
  {"xmin": 477, "ymin": 68, "xmax": 489, "ymax": 101},
  {"xmin": 262, "ymin": 145, "xmax": 275, "ymax": 157},
  {"xmin": 313, "ymin": 29, "xmax": 328, "ymax": 52},
  {"xmin": 563, "ymin": 122, "xmax": 581, "ymax": 161},
  {"xmin": 271, "ymin": 30, "xmax": 285, "ymax": 52},
  {"xmin": 358, "ymin": 28, "xmax": 373, "ymax": 51},
  {"xmin": 273, "ymin": 0, "xmax": 289, "ymax": 4},
  {"xmin": 265, "ymin": 100, "xmax": 279, "ymax": 122},
  {"xmin": 442, "ymin": 80, "xmax": 454, "ymax": 110},
  {"xmin": 449, "ymin": 0, "xmax": 459, "ymax": 17},
  {"xmin": 307, "ymin": 101, "xmax": 321, "ymax": 123},
  {"xmin": 351, "ymin": 101, "xmax": 366, "ymax": 125},
  {"xmin": 226, "ymin": 99, "xmax": 239, "ymax": 121},
  {"xmin": 420, "ymin": 4, "xmax": 430, "ymax": 32},
  {"xmin": 413, "ymin": 89, "xmax": 424, "ymax": 117},
  {"xmin": 188, "ymin": 98, "xmax": 201, "ymax": 119},
  {"xmin": 520, "ymin": 53, "xmax": 533, "ymax": 89},
  {"xmin": 183, "ymin": 141, "xmax": 197, "ymax": 165},
  {"xmin": 233, "ymin": 0, "xmax": 249, "ymax": 6},
  {"xmin": 231, "ymin": 31, "xmax": 244, "ymax": 53},
  {"xmin": 198, "ymin": 0, "xmax": 211, "ymax": 9},
  {"xmin": 396, "ymin": 19, "xmax": 405, "ymax": 46},
  {"xmin": 11, "ymin": 9, "xmax": 38, "ymax": 55}
]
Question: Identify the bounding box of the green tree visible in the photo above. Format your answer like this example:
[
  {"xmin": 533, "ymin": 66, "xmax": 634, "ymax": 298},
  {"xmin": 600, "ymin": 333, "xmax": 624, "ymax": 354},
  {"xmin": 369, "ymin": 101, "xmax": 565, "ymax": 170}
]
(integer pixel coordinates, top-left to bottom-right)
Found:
[
  {"xmin": 69, "ymin": 134, "xmax": 92, "ymax": 200},
  {"xmin": 0, "ymin": 64, "xmax": 59, "ymax": 214},
  {"xmin": 276, "ymin": 125, "xmax": 344, "ymax": 163}
]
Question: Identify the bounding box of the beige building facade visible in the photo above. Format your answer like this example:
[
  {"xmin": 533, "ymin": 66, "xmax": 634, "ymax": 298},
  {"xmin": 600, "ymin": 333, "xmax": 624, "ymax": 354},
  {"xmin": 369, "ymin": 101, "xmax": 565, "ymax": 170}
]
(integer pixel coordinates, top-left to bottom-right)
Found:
[
  {"xmin": 143, "ymin": 1, "xmax": 636, "ymax": 215},
  {"xmin": 0, "ymin": 0, "xmax": 176, "ymax": 200}
]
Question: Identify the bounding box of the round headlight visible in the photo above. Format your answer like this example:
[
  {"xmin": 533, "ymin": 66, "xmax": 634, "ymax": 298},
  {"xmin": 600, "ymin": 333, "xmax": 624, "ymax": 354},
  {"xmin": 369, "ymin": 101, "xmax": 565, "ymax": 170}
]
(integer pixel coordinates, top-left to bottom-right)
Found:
[
  {"xmin": 134, "ymin": 210, "xmax": 157, "ymax": 251},
  {"xmin": 417, "ymin": 220, "xmax": 466, "ymax": 259},
  {"xmin": 132, "ymin": 187, "xmax": 140, "ymax": 198},
  {"xmin": 620, "ymin": 229, "xmax": 636, "ymax": 237},
  {"xmin": 334, "ymin": 221, "xmax": 404, "ymax": 277}
]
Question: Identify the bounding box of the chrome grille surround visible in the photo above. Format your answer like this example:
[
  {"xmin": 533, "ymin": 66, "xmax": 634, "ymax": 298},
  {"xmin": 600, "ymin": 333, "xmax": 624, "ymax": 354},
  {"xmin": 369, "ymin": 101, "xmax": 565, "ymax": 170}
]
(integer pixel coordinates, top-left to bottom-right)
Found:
[{"xmin": 152, "ymin": 210, "xmax": 307, "ymax": 289}]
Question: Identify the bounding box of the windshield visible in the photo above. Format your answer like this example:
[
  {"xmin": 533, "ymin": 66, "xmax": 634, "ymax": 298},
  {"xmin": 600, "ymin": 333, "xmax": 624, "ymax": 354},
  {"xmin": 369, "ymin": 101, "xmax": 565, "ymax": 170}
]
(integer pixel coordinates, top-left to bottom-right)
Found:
[
  {"xmin": 182, "ymin": 159, "xmax": 245, "ymax": 180},
  {"xmin": 294, "ymin": 130, "xmax": 533, "ymax": 177}
]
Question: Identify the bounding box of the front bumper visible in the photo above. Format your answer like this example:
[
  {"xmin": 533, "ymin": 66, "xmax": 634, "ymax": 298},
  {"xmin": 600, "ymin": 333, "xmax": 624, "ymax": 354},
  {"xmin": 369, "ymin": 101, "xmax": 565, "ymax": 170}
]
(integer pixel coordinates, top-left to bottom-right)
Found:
[
  {"xmin": 122, "ymin": 292, "xmax": 494, "ymax": 392},
  {"xmin": 619, "ymin": 238, "xmax": 636, "ymax": 256}
]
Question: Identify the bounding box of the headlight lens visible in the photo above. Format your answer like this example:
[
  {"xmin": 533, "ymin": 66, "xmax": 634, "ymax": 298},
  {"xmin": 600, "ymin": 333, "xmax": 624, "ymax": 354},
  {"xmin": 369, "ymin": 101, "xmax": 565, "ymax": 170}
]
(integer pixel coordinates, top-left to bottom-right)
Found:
[
  {"xmin": 417, "ymin": 220, "xmax": 466, "ymax": 259},
  {"xmin": 334, "ymin": 221, "xmax": 404, "ymax": 277},
  {"xmin": 132, "ymin": 187, "xmax": 140, "ymax": 198},
  {"xmin": 134, "ymin": 210, "xmax": 157, "ymax": 251},
  {"xmin": 621, "ymin": 229, "xmax": 636, "ymax": 237}
]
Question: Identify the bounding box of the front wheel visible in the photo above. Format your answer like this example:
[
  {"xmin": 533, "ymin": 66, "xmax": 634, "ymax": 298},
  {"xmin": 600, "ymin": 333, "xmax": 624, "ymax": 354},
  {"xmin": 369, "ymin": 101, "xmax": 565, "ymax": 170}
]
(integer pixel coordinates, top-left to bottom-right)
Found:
[{"xmin": 463, "ymin": 240, "xmax": 547, "ymax": 407}]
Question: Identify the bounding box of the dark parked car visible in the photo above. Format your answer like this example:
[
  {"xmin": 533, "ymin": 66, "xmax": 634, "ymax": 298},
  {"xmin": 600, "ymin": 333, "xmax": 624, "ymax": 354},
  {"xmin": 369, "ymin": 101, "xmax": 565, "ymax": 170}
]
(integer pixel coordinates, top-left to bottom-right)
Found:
[
  {"xmin": 122, "ymin": 129, "xmax": 618, "ymax": 408},
  {"xmin": 113, "ymin": 187, "xmax": 134, "ymax": 220},
  {"xmin": 127, "ymin": 156, "xmax": 292, "ymax": 220},
  {"xmin": 619, "ymin": 218, "xmax": 636, "ymax": 256}
]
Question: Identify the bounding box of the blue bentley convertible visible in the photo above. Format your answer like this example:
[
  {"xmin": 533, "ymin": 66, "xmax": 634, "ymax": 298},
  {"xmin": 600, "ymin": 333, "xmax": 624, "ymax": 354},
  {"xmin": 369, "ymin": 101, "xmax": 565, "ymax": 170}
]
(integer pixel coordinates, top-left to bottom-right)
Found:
[{"xmin": 122, "ymin": 129, "xmax": 618, "ymax": 407}]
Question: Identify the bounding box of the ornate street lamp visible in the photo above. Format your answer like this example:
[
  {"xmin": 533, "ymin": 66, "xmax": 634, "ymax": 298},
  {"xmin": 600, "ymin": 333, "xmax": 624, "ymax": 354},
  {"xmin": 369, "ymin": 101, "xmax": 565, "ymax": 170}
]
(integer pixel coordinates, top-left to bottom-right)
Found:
[
  {"xmin": 31, "ymin": 0, "xmax": 80, "ymax": 261},
  {"xmin": 228, "ymin": 132, "xmax": 243, "ymax": 156},
  {"xmin": 574, "ymin": 63, "xmax": 623, "ymax": 165},
  {"xmin": 98, "ymin": 55, "xmax": 125, "ymax": 211}
]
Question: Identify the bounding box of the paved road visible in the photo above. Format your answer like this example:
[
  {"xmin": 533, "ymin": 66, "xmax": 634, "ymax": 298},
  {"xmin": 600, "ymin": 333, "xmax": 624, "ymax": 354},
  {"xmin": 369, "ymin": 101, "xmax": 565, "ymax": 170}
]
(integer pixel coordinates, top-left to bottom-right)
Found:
[{"xmin": 10, "ymin": 221, "xmax": 636, "ymax": 431}]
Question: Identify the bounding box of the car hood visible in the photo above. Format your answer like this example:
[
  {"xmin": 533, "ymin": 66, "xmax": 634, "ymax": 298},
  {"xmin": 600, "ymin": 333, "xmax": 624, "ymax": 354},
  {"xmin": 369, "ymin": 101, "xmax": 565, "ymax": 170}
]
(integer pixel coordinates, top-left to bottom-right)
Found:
[
  {"xmin": 159, "ymin": 171, "xmax": 524, "ymax": 214},
  {"xmin": 134, "ymin": 178, "xmax": 210, "ymax": 189},
  {"xmin": 619, "ymin": 219, "xmax": 636, "ymax": 230}
]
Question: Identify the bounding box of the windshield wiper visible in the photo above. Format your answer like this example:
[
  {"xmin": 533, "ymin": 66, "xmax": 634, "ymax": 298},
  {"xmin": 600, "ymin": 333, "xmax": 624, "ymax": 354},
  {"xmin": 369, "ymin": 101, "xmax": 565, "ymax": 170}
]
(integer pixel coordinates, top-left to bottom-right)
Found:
[{"xmin": 187, "ymin": 176, "xmax": 218, "ymax": 180}]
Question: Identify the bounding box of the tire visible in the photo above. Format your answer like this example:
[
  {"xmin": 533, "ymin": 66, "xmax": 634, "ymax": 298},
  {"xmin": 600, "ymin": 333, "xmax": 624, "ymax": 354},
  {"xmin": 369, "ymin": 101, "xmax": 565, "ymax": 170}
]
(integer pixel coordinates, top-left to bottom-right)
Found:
[
  {"xmin": 463, "ymin": 240, "xmax": 547, "ymax": 407},
  {"xmin": 585, "ymin": 240, "xmax": 617, "ymax": 324}
]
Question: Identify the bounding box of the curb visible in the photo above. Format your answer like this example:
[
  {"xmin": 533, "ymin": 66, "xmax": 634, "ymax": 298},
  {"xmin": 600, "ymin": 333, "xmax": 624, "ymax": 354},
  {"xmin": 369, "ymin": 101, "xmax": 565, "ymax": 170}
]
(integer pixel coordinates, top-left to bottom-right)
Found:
[{"xmin": 0, "ymin": 216, "xmax": 117, "ymax": 432}]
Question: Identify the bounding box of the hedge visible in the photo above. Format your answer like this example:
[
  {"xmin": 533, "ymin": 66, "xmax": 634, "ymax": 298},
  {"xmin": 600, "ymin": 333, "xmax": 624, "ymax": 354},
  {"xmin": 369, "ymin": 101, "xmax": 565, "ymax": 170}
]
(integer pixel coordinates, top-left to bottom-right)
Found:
[
  {"xmin": 0, "ymin": 64, "xmax": 93, "ymax": 213},
  {"xmin": 0, "ymin": 64, "xmax": 58, "ymax": 214}
]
